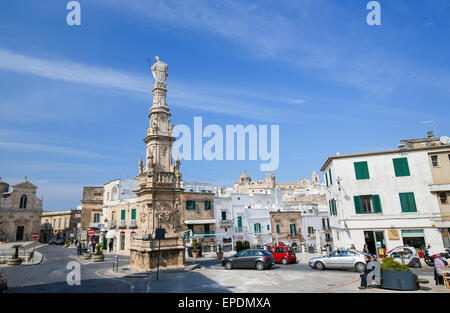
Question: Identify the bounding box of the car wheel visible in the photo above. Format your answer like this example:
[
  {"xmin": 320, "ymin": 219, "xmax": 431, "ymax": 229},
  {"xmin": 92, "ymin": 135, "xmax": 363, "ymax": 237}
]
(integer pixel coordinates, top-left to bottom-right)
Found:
[
  {"xmin": 314, "ymin": 262, "xmax": 325, "ymax": 271},
  {"xmin": 411, "ymin": 259, "xmax": 421, "ymax": 268},
  {"xmin": 256, "ymin": 262, "xmax": 264, "ymax": 270},
  {"xmin": 225, "ymin": 262, "xmax": 232, "ymax": 270},
  {"xmin": 282, "ymin": 258, "xmax": 288, "ymax": 265},
  {"xmin": 355, "ymin": 262, "xmax": 366, "ymax": 273}
]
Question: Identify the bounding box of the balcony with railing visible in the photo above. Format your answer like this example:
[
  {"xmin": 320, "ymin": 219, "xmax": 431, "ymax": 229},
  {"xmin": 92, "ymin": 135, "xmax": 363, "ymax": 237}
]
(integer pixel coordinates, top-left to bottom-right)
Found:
[
  {"xmin": 109, "ymin": 220, "xmax": 117, "ymax": 229},
  {"xmin": 128, "ymin": 219, "xmax": 137, "ymax": 228},
  {"xmin": 218, "ymin": 220, "xmax": 233, "ymax": 228},
  {"xmin": 118, "ymin": 220, "xmax": 126, "ymax": 228}
]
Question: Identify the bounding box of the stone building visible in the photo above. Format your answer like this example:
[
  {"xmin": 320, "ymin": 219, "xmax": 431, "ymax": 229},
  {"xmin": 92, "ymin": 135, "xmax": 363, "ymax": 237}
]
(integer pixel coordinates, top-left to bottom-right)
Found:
[
  {"xmin": 129, "ymin": 56, "xmax": 185, "ymax": 271},
  {"xmin": 232, "ymin": 170, "xmax": 276, "ymax": 194},
  {"xmin": 427, "ymin": 145, "xmax": 450, "ymax": 248},
  {"xmin": 40, "ymin": 209, "xmax": 81, "ymax": 243},
  {"xmin": 80, "ymin": 187, "xmax": 104, "ymax": 234},
  {"xmin": 181, "ymin": 183, "xmax": 215, "ymax": 246},
  {"xmin": 269, "ymin": 211, "xmax": 302, "ymax": 248},
  {"xmin": 0, "ymin": 179, "xmax": 43, "ymax": 242}
]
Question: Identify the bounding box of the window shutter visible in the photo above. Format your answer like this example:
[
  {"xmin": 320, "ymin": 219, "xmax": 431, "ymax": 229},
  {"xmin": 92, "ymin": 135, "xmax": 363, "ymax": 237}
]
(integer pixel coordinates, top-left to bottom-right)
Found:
[
  {"xmin": 400, "ymin": 193, "xmax": 417, "ymax": 212},
  {"xmin": 325, "ymin": 173, "xmax": 329, "ymax": 187},
  {"xmin": 393, "ymin": 158, "xmax": 410, "ymax": 177},
  {"xmin": 185, "ymin": 201, "xmax": 189, "ymax": 210},
  {"xmin": 204, "ymin": 200, "xmax": 211, "ymax": 210},
  {"xmin": 408, "ymin": 193, "xmax": 417, "ymax": 212},
  {"xmin": 332, "ymin": 199, "xmax": 337, "ymax": 216},
  {"xmin": 131, "ymin": 209, "xmax": 136, "ymax": 220},
  {"xmin": 329, "ymin": 200, "xmax": 333, "ymax": 215},
  {"xmin": 121, "ymin": 210, "xmax": 125, "ymax": 220},
  {"xmin": 354, "ymin": 196, "xmax": 362, "ymax": 214},
  {"xmin": 276, "ymin": 224, "xmax": 280, "ymax": 234},
  {"xmin": 237, "ymin": 216, "xmax": 242, "ymax": 227},
  {"xmin": 329, "ymin": 169, "xmax": 333, "ymax": 185},
  {"xmin": 354, "ymin": 162, "xmax": 370, "ymax": 180},
  {"xmin": 372, "ymin": 195, "xmax": 382, "ymax": 213},
  {"xmin": 221, "ymin": 211, "xmax": 227, "ymax": 220}
]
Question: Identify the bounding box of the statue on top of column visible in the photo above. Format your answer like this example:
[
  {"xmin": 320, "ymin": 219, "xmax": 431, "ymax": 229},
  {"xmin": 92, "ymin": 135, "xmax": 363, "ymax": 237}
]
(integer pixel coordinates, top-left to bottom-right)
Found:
[{"xmin": 151, "ymin": 56, "xmax": 168, "ymax": 87}]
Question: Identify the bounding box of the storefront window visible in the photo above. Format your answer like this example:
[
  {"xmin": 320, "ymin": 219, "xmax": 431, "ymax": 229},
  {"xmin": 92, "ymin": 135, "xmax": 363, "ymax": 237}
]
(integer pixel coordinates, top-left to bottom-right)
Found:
[{"xmin": 401, "ymin": 230, "xmax": 425, "ymax": 249}]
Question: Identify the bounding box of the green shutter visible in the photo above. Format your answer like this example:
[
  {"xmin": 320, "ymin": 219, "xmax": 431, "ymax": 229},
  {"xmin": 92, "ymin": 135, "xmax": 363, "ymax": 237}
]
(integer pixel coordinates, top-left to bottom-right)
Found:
[
  {"xmin": 400, "ymin": 193, "xmax": 417, "ymax": 212},
  {"xmin": 372, "ymin": 195, "xmax": 382, "ymax": 213},
  {"xmin": 121, "ymin": 210, "xmax": 125, "ymax": 220},
  {"xmin": 131, "ymin": 208, "xmax": 136, "ymax": 220},
  {"xmin": 204, "ymin": 200, "xmax": 211, "ymax": 210},
  {"xmin": 237, "ymin": 216, "xmax": 242, "ymax": 227},
  {"xmin": 267, "ymin": 224, "xmax": 270, "ymax": 231},
  {"xmin": 290, "ymin": 224, "xmax": 296, "ymax": 236},
  {"xmin": 276, "ymin": 224, "xmax": 280, "ymax": 234},
  {"xmin": 393, "ymin": 158, "xmax": 410, "ymax": 177},
  {"xmin": 329, "ymin": 169, "xmax": 333, "ymax": 185},
  {"xmin": 221, "ymin": 211, "xmax": 227, "ymax": 220},
  {"xmin": 332, "ymin": 199, "xmax": 337, "ymax": 216},
  {"xmin": 325, "ymin": 173, "xmax": 329, "ymax": 187},
  {"xmin": 354, "ymin": 196, "xmax": 362, "ymax": 214},
  {"xmin": 204, "ymin": 224, "xmax": 210, "ymax": 234},
  {"xmin": 186, "ymin": 200, "xmax": 196, "ymax": 210},
  {"xmin": 329, "ymin": 200, "xmax": 332, "ymax": 215},
  {"xmin": 354, "ymin": 162, "xmax": 370, "ymax": 180}
]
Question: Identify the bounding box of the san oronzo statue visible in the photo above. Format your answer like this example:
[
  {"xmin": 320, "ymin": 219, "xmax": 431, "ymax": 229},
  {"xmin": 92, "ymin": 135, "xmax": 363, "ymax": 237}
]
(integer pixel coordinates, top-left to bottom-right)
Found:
[{"xmin": 151, "ymin": 56, "xmax": 168, "ymax": 85}]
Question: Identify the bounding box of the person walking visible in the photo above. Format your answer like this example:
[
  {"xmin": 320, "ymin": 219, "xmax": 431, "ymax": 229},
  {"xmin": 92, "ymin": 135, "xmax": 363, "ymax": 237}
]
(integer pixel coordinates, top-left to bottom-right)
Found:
[
  {"xmin": 109, "ymin": 239, "xmax": 113, "ymax": 253},
  {"xmin": 77, "ymin": 241, "xmax": 82, "ymax": 256},
  {"xmin": 358, "ymin": 255, "xmax": 371, "ymax": 289},
  {"xmin": 92, "ymin": 241, "xmax": 96, "ymax": 253},
  {"xmin": 366, "ymin": 255, "xmax": 381, "ymax": 287}
]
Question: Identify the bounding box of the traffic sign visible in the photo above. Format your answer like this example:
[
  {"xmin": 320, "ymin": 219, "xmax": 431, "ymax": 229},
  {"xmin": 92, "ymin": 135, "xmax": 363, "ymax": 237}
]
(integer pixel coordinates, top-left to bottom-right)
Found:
[
  {"xmin": 88, "ymin": 229, "xmax": 95, "ymax": 237},
  {"xmin": 32, "ymin": 233, "xmax": 39, "ymax": 239}
]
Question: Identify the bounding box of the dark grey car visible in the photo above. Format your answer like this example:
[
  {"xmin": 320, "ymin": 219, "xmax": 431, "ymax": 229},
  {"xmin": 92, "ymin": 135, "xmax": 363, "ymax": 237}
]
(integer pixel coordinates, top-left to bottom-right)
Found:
[{"xmin": 222, "ymin": 249, "xmax": 274, "ymax": 270}]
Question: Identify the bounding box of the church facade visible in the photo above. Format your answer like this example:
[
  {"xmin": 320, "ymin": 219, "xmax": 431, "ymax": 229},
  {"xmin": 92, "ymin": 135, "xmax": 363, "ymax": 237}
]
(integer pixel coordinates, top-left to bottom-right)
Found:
[{"xmin": 0, "ymin": 180, "xmax": 43, "ymax": 242}]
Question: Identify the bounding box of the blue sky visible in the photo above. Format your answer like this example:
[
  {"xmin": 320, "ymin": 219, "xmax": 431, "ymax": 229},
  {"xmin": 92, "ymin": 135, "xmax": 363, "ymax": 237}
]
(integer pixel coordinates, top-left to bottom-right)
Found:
[{"xmin": 1, "ymin": 0, "xmax": 449, "ymax": 211}]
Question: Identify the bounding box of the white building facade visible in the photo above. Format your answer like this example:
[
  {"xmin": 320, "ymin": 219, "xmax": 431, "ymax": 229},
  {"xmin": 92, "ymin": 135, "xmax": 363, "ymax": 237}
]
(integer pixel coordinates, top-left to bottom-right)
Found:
[{"xmin": 321, "ymin": 145, "xmax": 448, "ymax": 256}]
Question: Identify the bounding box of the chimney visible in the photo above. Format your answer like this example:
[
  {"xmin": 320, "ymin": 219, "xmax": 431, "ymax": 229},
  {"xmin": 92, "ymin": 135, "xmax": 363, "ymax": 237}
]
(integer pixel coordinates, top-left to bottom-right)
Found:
[{"xmin": 427, "ymin": 131, "xmax": 434, "ymax": 138}]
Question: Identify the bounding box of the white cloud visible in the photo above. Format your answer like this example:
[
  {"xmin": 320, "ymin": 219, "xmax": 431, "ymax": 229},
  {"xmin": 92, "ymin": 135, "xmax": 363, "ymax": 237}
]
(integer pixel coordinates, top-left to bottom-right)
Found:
[{"xmin": 0, "ymin": 141, "xmax": 109, "ymax": 159}]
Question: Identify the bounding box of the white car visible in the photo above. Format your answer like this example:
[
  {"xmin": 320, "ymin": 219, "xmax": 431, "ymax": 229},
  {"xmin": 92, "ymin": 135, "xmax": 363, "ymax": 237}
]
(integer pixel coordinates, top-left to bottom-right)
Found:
[
  {"xmin": 386, "ymin": 246, "xmax": 421, "ymax": 268},
  {"xmin": 309, "ymin": 249, "xmax": 368, "ymax": 272}
]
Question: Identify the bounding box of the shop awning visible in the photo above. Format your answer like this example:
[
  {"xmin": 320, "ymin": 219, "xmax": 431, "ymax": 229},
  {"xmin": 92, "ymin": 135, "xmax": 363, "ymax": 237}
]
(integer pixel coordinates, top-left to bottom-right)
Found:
[{"xmin": 105, "ymin": 230, "xmax": 116, "ymax": 239}]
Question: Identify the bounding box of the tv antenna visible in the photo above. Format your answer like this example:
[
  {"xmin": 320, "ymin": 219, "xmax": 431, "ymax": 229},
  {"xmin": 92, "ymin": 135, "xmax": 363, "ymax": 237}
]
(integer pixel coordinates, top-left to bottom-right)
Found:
[{"xmin": 421, "ymin": 120, "xmax": 437, "ymax": 137}]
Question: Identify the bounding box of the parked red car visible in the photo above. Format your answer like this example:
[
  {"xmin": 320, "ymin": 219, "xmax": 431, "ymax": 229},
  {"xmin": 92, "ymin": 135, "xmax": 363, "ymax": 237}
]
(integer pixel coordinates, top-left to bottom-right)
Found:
[{"xmin": 268, "ymin": 246, "xmax": 297, "ymax": 264}]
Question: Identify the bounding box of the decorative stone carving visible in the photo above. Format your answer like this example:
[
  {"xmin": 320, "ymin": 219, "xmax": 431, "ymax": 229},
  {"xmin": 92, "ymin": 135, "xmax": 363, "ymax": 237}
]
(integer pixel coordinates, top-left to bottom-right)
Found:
[
  {"xmin": 151, "ymin": 56, "xmax": 168, "ymax": 88},
  {"xmin": 138, "ymin": 157, "xmax": 144, "ymax": 174}
]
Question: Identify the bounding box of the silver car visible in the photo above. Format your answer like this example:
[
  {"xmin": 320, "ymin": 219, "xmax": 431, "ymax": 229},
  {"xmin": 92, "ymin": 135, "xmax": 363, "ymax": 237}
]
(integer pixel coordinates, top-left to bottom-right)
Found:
[
  {"xmin": 386, "ymin": 246, "xmax": 421, "ymax": 268},
  {"xmin": 309, "ymin": 249, "xmax": 367, "ymax": 272}
]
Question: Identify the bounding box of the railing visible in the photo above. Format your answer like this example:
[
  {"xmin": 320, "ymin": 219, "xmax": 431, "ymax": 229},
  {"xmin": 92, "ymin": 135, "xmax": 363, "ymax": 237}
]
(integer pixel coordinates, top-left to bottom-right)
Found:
[
  {"xmin": 119, "ymin": 220, "xmax": 126, "ymax": 228},
  {"xmin": 128, "ymin": 219, "xmax": 137, "ymax": 228},
  {"xmin": 219, "ymin": 220, "xmax": 233, "ymax": 227},
  {"xmin": 0, "ymin": 246, "xmax": 34, "ymax": 264}
]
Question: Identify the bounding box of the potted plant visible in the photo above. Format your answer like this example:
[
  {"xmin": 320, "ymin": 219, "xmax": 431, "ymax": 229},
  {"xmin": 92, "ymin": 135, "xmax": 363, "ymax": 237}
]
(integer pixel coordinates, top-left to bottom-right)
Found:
[
  {"xmin": 243, "ymin": 240, "xmax": 250, "ymax": 250},
  {"xmin": 192, "ymin": 241, "xmax": 200, "ymax": 258},
  {"xmin": 216, "ymin": 245, "xmax": 224, "ymax": 260},
  {"xmin": 235, "ymin": 241, "xmax": 243, "ymax": 252},
  {"xmin": 92, "ymin": 244, "xmax": 104, "ymax": 262},
  {"xmin": 7, "ymin": 245, "xmax": 23, "ymax": 265},
  {"xmin": 380, "ymin": 257, "xmax": 418, "ymax": 291}
]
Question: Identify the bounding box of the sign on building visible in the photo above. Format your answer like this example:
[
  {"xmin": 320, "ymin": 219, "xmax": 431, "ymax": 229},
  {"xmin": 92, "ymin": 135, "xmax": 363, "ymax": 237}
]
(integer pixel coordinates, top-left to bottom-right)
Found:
[{"xmin": 387, "ymin": 229, "xmax": 400, "ymax": 240}]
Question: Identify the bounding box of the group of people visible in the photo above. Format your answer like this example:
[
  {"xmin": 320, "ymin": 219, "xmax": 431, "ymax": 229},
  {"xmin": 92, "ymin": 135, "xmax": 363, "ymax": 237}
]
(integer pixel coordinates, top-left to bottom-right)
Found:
[{"xmin": 359, "ymin": 254, "xmax": 381, "ymax": 289}]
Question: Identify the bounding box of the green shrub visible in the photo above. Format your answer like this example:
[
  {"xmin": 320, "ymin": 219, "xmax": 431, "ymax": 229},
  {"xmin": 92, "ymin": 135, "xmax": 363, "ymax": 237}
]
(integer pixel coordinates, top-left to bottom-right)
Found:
[
  {"xmin": 192, "ymin": 240, "xmax": 200, "ymax": 253},
  {"xmin": 380, "ymin": 257, "xmax": 410, "ymax": 272},
  {"xmin": 243, "ymin": 241, "xmax": 250, "ymax": 249},
  {"xmin": 235, "ymin": 241, "xmax": 243, "ymax": 252}
]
